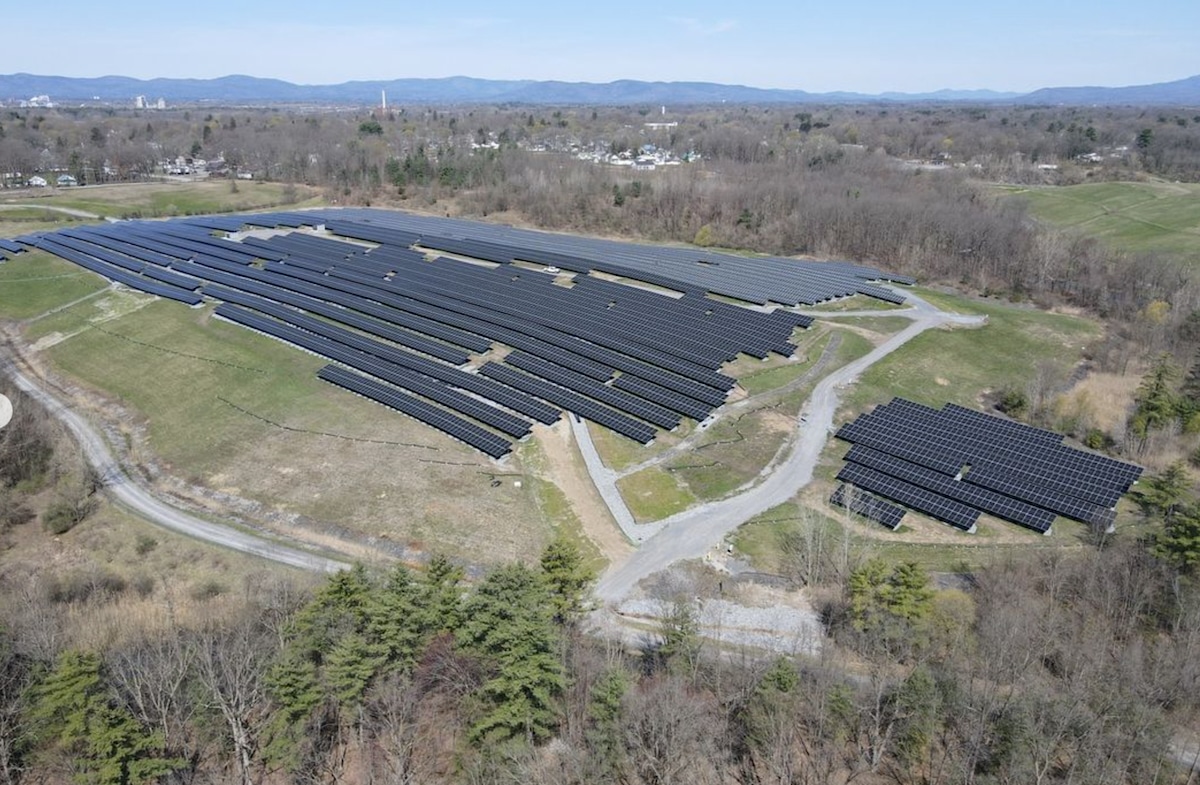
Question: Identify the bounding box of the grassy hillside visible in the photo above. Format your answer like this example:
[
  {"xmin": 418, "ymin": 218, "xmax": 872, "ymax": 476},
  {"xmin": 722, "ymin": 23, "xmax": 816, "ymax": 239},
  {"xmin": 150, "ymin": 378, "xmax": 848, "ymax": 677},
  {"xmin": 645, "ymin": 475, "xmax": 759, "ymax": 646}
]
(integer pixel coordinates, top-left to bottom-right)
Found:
[
  {"xmin": 0, "ymin": 180, "xmax": 323, "ymax": 219},
  {"xmin": 1003, "ymin": 180, "xmax": 1200, "ymax": 257},
  {"xmin": 843, "ymin": 288, "xmax": 1102, "ymax": 418}
]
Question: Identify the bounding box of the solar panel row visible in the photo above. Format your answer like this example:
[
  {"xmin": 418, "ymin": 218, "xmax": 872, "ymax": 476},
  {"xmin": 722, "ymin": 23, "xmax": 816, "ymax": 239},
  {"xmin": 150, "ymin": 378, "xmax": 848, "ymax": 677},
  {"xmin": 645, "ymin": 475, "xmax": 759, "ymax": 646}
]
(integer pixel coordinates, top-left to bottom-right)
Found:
[
  {"xmin": 836, "ymin": 462, "xmax": 980, "ymax": 531},
  {"xmin": 359, "ymin": 251, "xmax": 750, "ymax": 371},
  {"xmin": 854, "ymin": 399, "xmax": 1136, "ymax": 506},
  {"xmin": 33, "ymin": 237, "xmax": 202, "ymax": 306},
  {"xmin": 829, "ymin": 483, "xmax": 907, "ymax": 530},
  {"xmin": 318, "ymin": 365, "xmax": 512, "ymax": 458},
  {"xmin": 479, "ymin": 362, "xmax": 657, "ymax": 444},
  {"xmin": 505, "ymin": 351, "xmax": 681, "ymax": 430},
  {"xmin": 322, "ymin": 262, "xmax": 736, "ymax": 399},
  {"xmin": 175, "ymin": 256, "xmax": 491, "ymax": 355},
  {"xmin": 211, "ymin": 206, "xmax": 906, "ymax": 307},
  {"xmin": 214, "ymin": 303, "xmax": 534, "ymax": 439},
  {"xmin": 319, "ymin": 206, "xmax": 907, "ymax": 307}
]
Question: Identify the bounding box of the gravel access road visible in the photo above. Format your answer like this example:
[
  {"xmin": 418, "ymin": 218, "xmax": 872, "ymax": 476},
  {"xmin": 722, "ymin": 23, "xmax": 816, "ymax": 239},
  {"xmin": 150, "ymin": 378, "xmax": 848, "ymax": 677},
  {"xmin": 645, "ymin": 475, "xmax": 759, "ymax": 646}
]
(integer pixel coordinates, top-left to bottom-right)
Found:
[
  {"xmin": 594, "ymin": 291, "xmax": 984, "ymax": 604},
  {"xmin": 4, "ymin": 358, "xmax": 348, "ymax": 573}
]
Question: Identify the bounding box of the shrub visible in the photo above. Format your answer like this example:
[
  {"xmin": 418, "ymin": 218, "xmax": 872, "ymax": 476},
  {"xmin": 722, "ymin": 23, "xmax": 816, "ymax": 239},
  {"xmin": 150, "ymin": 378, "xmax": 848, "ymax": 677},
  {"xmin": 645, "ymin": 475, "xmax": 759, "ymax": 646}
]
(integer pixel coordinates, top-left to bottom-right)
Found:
[
  {"xmin": 45, "ymin": 569, "xmax": 127, "ymax": 604},
  {"xmin": 190, "ymin": 579, "xmax": 225, "ymax": 601},
  {"xmin": 42, "ymin": 501, "xmax": 81, "ymax": 535},
  {"xmin": 996, "ymin": 386, "xmax": 1028, "ymax": 417}
]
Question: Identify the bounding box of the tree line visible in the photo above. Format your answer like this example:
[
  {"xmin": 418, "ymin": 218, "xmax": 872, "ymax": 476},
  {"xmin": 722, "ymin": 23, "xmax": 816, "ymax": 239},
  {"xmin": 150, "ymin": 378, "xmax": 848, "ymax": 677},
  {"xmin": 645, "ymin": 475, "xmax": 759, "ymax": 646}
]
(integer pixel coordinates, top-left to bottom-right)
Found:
[{"xmin": 2, "ymin": 520, "xmax": 1198, "ymax": 784}]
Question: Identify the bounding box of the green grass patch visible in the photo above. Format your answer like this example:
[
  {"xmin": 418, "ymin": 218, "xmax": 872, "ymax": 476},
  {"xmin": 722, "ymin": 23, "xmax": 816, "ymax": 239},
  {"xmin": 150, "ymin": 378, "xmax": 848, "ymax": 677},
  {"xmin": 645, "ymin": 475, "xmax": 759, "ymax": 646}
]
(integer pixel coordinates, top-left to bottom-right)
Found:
[
  {"xmin": 616, "ymin": 467, "xmax": 696, "ymax": 523},
  {"xmin": 843, "ymin": 288, "xmax": 1099, "ymax": 417},
  {"xmin": 736, "ymin": 332, "xmax": 832, "ymax": 396},
  {"xmin": 829, "ymin": 328, "xmax": 876, "ymax": 364},
  {"xmin": 0, "ymin": 252, "xmax": 110, "ymax": 319},
  {"xmin": 44, "ymin": 300, "xmax": 329, "ymax": 474},
  {"xmin": 739, "ymin": 358, "xmax": 817, "ymax": 396},
  {"xmin": 0, "ymin": 206, "xmax": 96, "ymax": 226},
  {"xmin": 822, "ymin": 315, "xmax": 913, "ymax": 335},
  {"xmin": 525, "ymin": 475, "xmax": 606, "ymax": 573},
  {"xmin": 516, "ymin": 440, "xmax": 607, "ymax": 573},
  {"xmin": 8, "ymin": 181, "xmax": 322, "ymax": 219},
  {"xmin": 1003, "ymin": 181, "xmax": 1200, "ymax": 258},
  {"xmin": 591, "ymin": 418, "xmax": 696, "ymax": 473},
  {"xmin": 669, "ymin": 407, "xmax": 791, "ymax": 501},
  {"xmin": 806, "ymin": 294, "xmax": 906, "ymax": 312}
]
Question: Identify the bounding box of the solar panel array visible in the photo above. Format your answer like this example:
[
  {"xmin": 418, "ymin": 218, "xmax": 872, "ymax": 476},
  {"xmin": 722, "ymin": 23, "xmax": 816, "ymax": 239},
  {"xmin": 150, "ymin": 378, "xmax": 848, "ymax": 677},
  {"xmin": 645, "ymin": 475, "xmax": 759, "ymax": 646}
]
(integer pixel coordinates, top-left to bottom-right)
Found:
[
  {"xmin": 834, "ymin": 398, "xmax": 1143, "ymax": 534},
  {"xmin": 17, "ymin": 207, "xmax": 856, "ymax": 457}
]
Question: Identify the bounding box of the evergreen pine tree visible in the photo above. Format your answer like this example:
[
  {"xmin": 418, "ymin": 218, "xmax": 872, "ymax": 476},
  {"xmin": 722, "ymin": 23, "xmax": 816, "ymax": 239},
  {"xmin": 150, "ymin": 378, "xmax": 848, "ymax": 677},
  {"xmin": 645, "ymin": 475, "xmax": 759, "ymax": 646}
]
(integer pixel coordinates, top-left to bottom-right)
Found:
[
  {"xmin": 27, "ymin": 650, "xmax": 182, "ymax": 785},
  {"xmin": 539, "ymin": 536, "xmax": 596, "ymax": 627},
  {"xmin": 458, "ymin": 564, "xmax": 564, "ymax": 746}
]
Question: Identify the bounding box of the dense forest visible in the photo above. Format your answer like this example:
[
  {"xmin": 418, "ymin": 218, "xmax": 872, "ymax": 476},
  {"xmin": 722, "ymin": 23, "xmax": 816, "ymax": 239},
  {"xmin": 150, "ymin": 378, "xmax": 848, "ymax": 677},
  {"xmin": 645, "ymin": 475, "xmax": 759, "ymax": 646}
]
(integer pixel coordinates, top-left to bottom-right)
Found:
[{"xmin": 2, "ymin": 99, "xmax": 1200, "ymax": 782}]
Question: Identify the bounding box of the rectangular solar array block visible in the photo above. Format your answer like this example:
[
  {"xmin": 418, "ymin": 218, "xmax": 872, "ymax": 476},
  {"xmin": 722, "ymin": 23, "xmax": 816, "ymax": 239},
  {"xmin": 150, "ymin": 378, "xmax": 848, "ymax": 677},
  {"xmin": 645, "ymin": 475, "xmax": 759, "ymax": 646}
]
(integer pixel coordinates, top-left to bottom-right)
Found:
[{"xmin": 834, "ymin": 398, "xmax": 1142, "ymax": 533}]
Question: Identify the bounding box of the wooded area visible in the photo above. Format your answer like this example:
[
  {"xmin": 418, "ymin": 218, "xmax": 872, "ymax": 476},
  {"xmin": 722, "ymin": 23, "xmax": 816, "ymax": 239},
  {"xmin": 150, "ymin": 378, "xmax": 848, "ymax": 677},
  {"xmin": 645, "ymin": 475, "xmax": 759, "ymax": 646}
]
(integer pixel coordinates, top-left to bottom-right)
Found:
[{"xmin": 1, "ymin": 513, "xmax": 1198, "ymax": 783}]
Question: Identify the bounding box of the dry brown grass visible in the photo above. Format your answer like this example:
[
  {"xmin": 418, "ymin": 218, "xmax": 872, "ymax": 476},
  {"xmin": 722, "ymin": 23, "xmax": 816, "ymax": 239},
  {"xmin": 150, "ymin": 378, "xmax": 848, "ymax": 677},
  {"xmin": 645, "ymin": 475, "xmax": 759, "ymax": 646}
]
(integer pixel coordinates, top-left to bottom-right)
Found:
[
  {"xmin": 0, "ymin": 500, "xmax": 316, "ymax": 651},
  {"xmin": 1053, "ymin": 371, "xmax": 1139, "ymax": 434}
]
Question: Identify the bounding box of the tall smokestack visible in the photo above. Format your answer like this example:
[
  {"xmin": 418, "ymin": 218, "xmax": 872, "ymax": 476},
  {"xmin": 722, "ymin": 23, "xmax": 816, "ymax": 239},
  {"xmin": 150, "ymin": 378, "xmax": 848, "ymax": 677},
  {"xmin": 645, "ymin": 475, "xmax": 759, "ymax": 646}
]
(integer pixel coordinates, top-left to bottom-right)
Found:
[{"xmin": 381, "ymin": 90, "xmax": 387, "ymax": 111}]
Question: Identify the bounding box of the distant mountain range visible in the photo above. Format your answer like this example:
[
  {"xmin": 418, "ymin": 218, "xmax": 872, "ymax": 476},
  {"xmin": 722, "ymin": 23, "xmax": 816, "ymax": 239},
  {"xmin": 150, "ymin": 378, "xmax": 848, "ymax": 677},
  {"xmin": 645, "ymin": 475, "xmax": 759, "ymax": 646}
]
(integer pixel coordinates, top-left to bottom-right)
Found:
[{"xmin": 1, "ymin": 72, "xmax": 1197, "ymax": 106}]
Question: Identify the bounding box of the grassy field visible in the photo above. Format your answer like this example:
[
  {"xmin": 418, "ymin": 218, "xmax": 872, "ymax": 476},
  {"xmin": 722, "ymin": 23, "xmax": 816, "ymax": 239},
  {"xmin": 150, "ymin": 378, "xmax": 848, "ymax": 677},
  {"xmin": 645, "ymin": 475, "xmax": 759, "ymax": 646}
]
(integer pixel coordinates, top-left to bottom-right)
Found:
[
  {"xmin": 0, "ymin": 180, "xmax": 323, "ymax": 219},
  {"xmin": 28, "ymin": 297, "xmax": 554, "ymax": 565},
  {"xmin": 1003, "ymin": 180, "xmax": 1200, "ymax": 257},
  {"xmin": 843, "ymin": 287, "xmax": 1101, "ymax": 418},
  {"xmin": 0, "ymin": 251, "xmax": 111, "ymax": 319},
  {"xmin": 616, "ymin": 467, "xmax": 696, "ymax": 522}
]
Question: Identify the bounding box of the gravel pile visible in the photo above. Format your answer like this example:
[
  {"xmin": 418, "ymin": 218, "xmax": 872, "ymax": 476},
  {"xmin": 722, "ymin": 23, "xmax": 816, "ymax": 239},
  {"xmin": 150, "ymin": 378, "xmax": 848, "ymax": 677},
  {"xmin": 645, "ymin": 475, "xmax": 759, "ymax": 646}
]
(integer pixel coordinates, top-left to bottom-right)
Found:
[{"xmin": 615, "ymin": 597, "xmax": 823, "ymax": 656}]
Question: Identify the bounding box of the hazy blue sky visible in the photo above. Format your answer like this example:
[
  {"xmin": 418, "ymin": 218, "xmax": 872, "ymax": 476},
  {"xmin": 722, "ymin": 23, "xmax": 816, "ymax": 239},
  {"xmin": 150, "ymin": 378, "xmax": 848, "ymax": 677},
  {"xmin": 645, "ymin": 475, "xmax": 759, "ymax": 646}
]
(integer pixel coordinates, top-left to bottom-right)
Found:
[{"xmin": 9, "ymin": 0, "xmax": 1198, "ymax": 93}]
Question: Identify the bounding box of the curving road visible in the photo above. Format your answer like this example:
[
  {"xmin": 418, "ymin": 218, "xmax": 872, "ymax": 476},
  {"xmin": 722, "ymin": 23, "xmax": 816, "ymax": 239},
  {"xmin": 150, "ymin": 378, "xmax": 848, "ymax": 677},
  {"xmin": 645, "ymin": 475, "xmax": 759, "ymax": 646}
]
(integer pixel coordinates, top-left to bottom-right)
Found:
[
  {"xmin": 3, "ymin": 358, "xmax": 348, "ymax": 573},
  {"xmin": 594, "ymin": 291, "xmax": 984, "ymax": 603}
]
